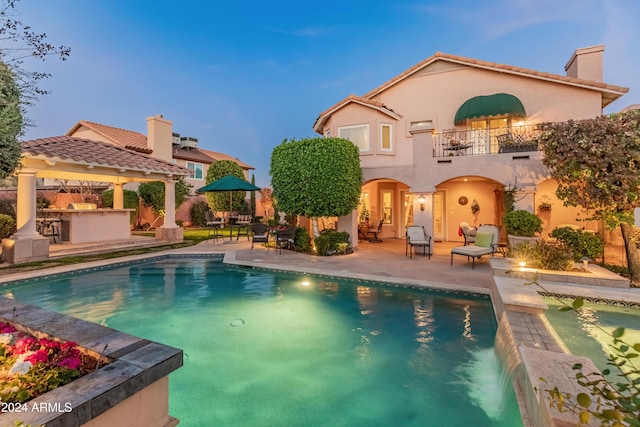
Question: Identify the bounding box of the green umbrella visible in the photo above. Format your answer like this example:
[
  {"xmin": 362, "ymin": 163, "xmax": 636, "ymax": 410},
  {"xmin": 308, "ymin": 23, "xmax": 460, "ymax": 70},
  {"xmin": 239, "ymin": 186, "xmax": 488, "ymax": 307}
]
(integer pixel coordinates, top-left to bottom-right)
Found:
[{"xmin": 197, "ymin": 175, "xmax": 260, "ymax": 241}]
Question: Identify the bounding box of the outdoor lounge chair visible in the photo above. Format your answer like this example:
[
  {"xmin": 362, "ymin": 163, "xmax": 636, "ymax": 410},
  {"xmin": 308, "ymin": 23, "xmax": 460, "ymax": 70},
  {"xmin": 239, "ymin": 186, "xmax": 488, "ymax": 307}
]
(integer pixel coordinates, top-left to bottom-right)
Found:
[
  {"xmin": 459, "ymin": 222, "xmax": 476, "ymax": 245},
  {"xmin": 406, "ymin": 225, "xmax": 432, "ymax": 259},
  {"xmin": 366, "ymin": 220, "xmax": 384, "ymax": 243},
  {"xmin": 450, "ymin": 224, "xmax": 500, "ymax": 269},
  {"xmin": 250, "ymin": 223, "xmax": 270, "ymax": 250}
]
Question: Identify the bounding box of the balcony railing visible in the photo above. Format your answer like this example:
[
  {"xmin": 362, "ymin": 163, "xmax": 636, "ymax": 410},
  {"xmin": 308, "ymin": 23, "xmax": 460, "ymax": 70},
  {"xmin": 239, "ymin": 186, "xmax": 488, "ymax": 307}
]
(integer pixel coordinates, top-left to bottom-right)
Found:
[{"xmin": 433, "ymin": 124, "xmax": 542, "ymax": 157}]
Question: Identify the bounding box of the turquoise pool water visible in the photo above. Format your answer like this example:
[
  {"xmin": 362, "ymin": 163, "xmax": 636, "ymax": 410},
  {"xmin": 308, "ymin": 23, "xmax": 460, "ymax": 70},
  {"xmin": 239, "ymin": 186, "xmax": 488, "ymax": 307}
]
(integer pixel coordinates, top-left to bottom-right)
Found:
[
  {"xmin": 3, "ymin": 258, "xmax": 522, "ymax": 426},
  {"xmin": 544, "ymin": 297, "xmax": 640, "ymax": 373}
]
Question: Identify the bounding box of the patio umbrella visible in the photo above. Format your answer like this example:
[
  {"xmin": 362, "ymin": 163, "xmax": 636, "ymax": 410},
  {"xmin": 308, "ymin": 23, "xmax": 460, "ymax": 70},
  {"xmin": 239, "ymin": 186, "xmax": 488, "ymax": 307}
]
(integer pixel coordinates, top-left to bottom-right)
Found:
[{"xmin": 197, "ymin": 174, "xmax": 260, "ymax": 241}]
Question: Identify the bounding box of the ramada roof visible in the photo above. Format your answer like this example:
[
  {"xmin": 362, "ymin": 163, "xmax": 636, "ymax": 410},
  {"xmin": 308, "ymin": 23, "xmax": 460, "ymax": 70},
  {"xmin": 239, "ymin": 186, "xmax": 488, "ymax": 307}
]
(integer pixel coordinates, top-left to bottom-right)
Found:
[
  {"xmin": 313, "ymin": 51, "xmax": 630, "ymax": 133},
  {"xmin": 22, "ymin": 136, "xmax": 189, "ymax": 176}
]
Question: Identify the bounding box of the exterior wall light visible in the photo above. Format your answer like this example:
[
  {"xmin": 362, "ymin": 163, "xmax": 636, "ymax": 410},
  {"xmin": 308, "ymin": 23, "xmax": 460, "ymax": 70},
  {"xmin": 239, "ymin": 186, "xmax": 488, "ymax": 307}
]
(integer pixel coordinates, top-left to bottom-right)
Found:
[{"xmin": 418, "ymin": 195, "xmax": 426, "ymax": 211}]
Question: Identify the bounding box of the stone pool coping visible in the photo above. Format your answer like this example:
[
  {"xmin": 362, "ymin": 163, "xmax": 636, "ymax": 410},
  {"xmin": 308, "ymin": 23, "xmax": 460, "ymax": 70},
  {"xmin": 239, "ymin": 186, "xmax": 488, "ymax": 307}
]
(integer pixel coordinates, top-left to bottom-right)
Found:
[{"xmin": 0, "ymin": 295, "xmax": 182, "ymax": 426}]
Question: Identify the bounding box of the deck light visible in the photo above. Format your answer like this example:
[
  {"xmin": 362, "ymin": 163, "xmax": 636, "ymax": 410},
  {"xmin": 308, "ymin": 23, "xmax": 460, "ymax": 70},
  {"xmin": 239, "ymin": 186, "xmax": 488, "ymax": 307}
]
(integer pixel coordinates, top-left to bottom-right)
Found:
[
  {"xmin": 580, "ymin": 257, "xmax": 591, "ymax": 271},
  {"xmin": 418, "ymin": 195, "xmax": 426, "ymax": 211}
]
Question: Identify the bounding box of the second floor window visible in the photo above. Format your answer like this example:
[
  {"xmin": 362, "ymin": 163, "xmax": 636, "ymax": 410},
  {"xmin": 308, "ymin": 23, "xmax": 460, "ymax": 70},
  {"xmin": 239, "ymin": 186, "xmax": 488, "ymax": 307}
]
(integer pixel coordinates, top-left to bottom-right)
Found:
[
  {"xmin": 186, "ymin": 162, "xmax": 203, "ymax": 179},
  {"xmin": 338, "ymin": 124, "xmax": 370, "ymax": 152},
  {"xmin": 380, "ymin": 123, "xmax": 393, "ymax": 152}
]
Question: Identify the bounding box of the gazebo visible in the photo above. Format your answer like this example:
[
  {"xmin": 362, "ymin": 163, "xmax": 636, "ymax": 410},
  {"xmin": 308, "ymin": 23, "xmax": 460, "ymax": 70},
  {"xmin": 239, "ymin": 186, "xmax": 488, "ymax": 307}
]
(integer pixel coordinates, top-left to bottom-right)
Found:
[{"xmin": 2, "ymin": 136, "xmax": 190, "ymax": 264}]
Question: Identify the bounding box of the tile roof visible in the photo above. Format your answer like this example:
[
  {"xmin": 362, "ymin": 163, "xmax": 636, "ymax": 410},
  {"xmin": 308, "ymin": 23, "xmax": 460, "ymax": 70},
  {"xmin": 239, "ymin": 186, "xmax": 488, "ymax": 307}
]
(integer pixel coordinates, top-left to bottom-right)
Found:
[
  {"xmin": 313, "ymin": 95, "xmax": 401, "ymax": 131},
  {"xmin": 22, "ymin": 136, "xmax": 190, "ymax": 176},
  {"xmin": 66, "ymin": 120, "xmax": 151, "ymax": 153},
  {"xmin": 363, "ymin": 51, "xmax": 629, "ymax": 99},
  {"xmin": 172, "ymin": 146, "xmax": 216, "ymax": 163},
  {"xmin": 314, "ymin": 51, "xmax": 630, "ymax": 133},
  {"xmin": 198, "ymin": 148, "xmax": 255, "ymax": 170}
]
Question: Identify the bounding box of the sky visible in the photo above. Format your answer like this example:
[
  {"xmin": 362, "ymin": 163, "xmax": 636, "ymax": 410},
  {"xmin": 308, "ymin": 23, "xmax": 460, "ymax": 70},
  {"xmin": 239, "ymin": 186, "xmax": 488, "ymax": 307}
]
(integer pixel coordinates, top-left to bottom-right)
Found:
[{"xmin": 12, "ymin": 0, "xmax": 640, "ymax": 187}]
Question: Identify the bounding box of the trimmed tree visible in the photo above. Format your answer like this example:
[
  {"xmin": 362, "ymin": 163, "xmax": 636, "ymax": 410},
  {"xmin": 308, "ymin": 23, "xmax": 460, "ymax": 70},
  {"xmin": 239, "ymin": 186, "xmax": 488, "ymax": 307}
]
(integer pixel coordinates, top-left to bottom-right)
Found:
[
  {"xmin": 538, "ymin": 110, "xmax": 640, "ymax": 282},
  {"xmin": 270, "ymin": 137, "xmax": 362, "ymax": 236},
  {"xmin": 0, "ymin": 62, "xmax": 24, "ymax": 179},
  {"xmin": 205, "ymin": 160, "xmax": 248, "ymax": 213},
  {"xmin": 138, "ymin": 179, "xmax": 191, "ymax": 229}
]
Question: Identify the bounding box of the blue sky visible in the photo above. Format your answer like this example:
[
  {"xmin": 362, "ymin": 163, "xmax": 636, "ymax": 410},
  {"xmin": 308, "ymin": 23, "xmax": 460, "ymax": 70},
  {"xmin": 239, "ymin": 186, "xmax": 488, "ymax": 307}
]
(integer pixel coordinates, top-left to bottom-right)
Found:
[{"xmin": 16, "ymin": 0, "xmax": 640, "ymax": 187}]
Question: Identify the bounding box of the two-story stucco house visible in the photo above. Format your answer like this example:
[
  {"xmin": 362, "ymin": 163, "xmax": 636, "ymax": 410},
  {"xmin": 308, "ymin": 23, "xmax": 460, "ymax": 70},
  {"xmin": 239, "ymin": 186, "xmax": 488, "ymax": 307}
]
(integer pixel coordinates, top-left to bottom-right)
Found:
[
  {"xmin": 66, "ymin": 115, "xmax": 254, "ymax": 192},
  {"xmin": 314, "ymin": 46, "xmax": 629, "ymax": 248}
]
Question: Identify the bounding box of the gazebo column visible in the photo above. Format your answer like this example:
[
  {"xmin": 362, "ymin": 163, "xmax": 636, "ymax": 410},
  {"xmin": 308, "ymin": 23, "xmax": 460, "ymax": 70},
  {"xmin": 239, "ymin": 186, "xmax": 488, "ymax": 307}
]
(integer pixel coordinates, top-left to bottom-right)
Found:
[
  {"xmin": 1, "ymin": 169, "xmax": 49, "ymax": 263},
  {"xmin": 156, "ymin": 179, "xmax": 183, "ymax": 242},
  {"xmin": 113, "ymin": 183, "xmax": 124, "ymax": 209}
]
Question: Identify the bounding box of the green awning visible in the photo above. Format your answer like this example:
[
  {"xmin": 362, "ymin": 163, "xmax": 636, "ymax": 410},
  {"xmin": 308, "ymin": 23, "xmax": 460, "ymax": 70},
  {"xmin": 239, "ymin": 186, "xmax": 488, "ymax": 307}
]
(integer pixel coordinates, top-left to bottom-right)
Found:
[{"xmin": 454, "ymin": 93, "xmax": 526, "ymax": 125}]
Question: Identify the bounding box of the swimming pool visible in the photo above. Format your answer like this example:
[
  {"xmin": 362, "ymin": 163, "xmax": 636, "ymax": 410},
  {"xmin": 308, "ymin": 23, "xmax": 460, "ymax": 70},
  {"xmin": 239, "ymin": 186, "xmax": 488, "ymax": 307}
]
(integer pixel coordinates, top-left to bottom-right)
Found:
[
  {"xmin": 544, "ymin": 297, "xmax": 640, "ymax": 373},
  {"xmin": 2, "ymin": 258, "xmax": 522, "ymax": 426}
]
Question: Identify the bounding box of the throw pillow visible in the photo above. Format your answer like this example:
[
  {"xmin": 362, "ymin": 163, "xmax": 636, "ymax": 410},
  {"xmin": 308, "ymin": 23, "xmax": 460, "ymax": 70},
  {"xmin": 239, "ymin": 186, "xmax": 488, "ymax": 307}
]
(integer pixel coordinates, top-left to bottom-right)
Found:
[{"xmin": 475, "ymin": 232, "xmax": 493, "ymax": 248}]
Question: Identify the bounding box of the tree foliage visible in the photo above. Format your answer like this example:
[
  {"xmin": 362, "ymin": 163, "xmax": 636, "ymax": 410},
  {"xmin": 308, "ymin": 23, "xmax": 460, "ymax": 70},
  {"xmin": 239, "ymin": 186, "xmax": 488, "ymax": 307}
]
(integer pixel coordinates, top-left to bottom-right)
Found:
[
  {"xmin": 204, "ymin": 160, "xmax": 248, "ymax": 213},
  {"xmin": 538, "ymin": 110, "xmax": 640, "ymax": 282},
  {"xmin": 0, "ymin": 62, "xmax": 23, "ymax": 179},
  {"xmin": 270, "ymin": 137, "xmax": 362, "ymax": 219},
  {"xmin": 0, "ymin": 0, "xmax": 70, "ymax": 105},
  {"xmin": 138, "ymin": 179, "xmax": 191, "ymax": 214}
]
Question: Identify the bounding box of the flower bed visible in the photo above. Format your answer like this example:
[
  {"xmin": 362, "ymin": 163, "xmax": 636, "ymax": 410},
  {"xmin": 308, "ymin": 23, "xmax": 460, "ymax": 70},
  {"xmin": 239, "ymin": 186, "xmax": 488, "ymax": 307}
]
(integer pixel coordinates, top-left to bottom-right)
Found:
[{"xmin": 0, "ymin": 322, "xmax": 103, "ymax": 403}]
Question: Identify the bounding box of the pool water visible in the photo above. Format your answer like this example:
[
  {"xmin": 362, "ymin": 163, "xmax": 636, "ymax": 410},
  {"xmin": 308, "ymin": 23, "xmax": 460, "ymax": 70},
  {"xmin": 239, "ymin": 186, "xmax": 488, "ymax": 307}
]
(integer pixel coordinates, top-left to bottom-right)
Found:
[
  {"xmin": 3, "ymin": 259, "xmax": 522, "ymax": 427},
  {"xmin": 544, "ymin": 297, "xmax": 640, "ymax": 373}
]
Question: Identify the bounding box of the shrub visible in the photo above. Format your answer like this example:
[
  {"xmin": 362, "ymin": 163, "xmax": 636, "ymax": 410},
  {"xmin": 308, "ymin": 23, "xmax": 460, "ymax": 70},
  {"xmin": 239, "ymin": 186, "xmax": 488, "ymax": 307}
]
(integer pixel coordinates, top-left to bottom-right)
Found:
[
  {"xmin": 190, "ymin": 201, "xmax": 210, "ymax": 227},
  {"xmin": 503, "ymin": 210, "xmax": 543, "ymax": 236},
  {"xmin": 0, "ymin": 213, "xmax": 15, "ymax": 238},
  {"xmin": 314, "ymin": 234, "xmax": 331, "ymax": 255},
  {"xmin": 101, "ymin": 189, "xmax": 139, "ymax": 224},
  {"xmin": 510, "ymin": 240, "xmax": 574, "ymax": 271},
  {"xmin": 294, "ymin": 226, "xmax": 310, "ymax": 252},
  {"xmin": 550, "ymin": 227, "xmax": 604, "ymax": 261},
  {"xmin": 0, "ymin": 199, "xmax": 15, "ymax": 218}
]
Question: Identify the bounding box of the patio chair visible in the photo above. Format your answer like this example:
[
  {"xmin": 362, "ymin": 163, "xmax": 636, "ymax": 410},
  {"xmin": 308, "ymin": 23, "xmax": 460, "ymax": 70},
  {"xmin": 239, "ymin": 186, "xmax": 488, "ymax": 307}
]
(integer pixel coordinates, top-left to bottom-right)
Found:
[
  {"xmin": 250, "ymin": 223, "xmax": 270, "ymax": 250},
  {"xmin": 450, "ymin": 224, "xmax": 500, "ymax": 269},
  {"xmin": 205, "ymin": 211, "xmax": 224, "ymax": 241},
  {"xmin": 235, "ymin": 214, "xmax": 252, "ymax": 241},
  {"xmin": 459, "ymin": 222, "xmax": 477, "ymax": 245},
  {"xmin": 276, "ymin": 225, "xmax": 297, "ymax": 254},
  {"xmin": 366, "ymin": 220, "xmax": 384, "ymax": 243},
  {"xmin": 36, "ymin": 205, "xmax": 61, "ymax": 243},
  {"xmin": 405, "ymin": 225, "xmax": 432, "ymax": 259}
]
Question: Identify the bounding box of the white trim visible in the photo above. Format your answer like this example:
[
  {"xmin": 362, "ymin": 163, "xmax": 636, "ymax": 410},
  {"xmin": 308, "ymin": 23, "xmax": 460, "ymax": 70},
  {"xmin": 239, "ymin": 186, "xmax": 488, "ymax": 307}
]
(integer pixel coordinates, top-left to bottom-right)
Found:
[{"xmin": 380, "ymin": 123, "xmax": 393, "ymax": 153}]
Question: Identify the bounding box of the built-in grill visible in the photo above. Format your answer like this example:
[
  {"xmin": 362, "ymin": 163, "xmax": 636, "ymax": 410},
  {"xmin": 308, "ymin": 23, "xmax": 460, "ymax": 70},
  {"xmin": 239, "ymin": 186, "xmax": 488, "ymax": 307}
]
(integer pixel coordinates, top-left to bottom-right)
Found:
[{"xmin": 67, "ymin": 203, "xmax": 97, "ymax": 210}]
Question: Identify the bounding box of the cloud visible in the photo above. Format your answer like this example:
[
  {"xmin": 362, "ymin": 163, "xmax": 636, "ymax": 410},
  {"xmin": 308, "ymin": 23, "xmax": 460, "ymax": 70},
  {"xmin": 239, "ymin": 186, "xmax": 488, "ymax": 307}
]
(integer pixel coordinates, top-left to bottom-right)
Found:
[
  {"xmin": 412, "ymin": 0, "xmax": 600, "ymax": 41},
  {"xmin": 265, "ymin": 26, "xmax": 334, "ymax": 37}
]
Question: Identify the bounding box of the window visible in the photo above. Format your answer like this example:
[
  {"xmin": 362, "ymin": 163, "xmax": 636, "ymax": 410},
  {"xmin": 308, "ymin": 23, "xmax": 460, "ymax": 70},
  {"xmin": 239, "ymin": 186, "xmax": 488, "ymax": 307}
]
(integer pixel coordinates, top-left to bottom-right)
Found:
[
  {"xmin": 381, "ymin": 190, "xmax": 393, "ymax": 225},
  {"xmin": 380, "ymin": 124, "xmax": 393, "ymax": 152},
  {"xmin": 186, "ymin": 162, "xmax": 203, "ymax": 180},
  {"xmin": 338, "ymin": 124, "xmax": 370, "ymax": 152}
]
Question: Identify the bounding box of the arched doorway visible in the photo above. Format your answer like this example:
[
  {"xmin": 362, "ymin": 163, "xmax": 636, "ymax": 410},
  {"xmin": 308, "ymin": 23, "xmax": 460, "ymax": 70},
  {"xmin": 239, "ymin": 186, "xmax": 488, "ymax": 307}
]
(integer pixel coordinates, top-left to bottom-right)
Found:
[
  {"xmin": 359, "ymin": 178, "xmax": 411, "ymax": 240},
  {"xmin": 435, "ymin": 176, "xmax": 504, "ymax": 243}
]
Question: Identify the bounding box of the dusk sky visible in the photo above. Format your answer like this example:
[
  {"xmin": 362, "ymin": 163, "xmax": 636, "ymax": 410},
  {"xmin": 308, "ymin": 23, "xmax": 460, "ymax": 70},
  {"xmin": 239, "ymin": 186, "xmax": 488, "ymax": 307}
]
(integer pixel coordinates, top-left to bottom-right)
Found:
[{"xmin": 16, "ymin": 0, "xmax": 640, "ymax": 187}]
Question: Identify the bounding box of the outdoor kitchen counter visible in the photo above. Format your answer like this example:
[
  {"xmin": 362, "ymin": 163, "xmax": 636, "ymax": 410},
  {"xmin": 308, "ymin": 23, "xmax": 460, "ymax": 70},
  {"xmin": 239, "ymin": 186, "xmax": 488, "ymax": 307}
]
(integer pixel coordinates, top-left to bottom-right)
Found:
[{"xmin": 44, "ymin": 208, "xmax": 135, "ymax": 244}]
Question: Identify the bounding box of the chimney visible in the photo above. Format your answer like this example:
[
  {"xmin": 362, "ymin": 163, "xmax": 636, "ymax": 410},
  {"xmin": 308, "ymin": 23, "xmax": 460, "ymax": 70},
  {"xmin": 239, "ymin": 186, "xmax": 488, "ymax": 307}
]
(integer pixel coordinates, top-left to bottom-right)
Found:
[
  {"xmin": 146, "ymin": 114, "xmax": 173, "ymax": 162},
  {"xmin": 565, "ymin": 45, "xmax": 604, "ymax": 82}
]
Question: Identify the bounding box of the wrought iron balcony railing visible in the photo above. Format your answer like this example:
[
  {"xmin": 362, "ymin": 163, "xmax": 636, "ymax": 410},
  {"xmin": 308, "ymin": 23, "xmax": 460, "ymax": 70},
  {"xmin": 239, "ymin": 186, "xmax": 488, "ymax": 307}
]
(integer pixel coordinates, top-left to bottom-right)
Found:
[{"xmin": 433, "ymin": 124, "xmax": 542, "ymax": 157}]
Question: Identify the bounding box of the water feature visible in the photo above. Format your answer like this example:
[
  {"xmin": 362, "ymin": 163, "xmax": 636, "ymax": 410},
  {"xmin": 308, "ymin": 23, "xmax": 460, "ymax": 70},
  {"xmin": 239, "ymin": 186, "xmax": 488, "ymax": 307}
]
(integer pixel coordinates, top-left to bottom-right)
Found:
[{"xmin": 2, "ymin": 258, "xmax": 522, "ymax": 426}]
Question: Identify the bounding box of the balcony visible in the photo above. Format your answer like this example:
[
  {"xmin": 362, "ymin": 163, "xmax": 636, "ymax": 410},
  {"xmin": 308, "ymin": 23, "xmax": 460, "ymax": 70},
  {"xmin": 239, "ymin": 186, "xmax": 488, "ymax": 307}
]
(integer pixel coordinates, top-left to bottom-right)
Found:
[{"xmin": 433, "ymin": 124, "xmax": 542, "ymax": 157}]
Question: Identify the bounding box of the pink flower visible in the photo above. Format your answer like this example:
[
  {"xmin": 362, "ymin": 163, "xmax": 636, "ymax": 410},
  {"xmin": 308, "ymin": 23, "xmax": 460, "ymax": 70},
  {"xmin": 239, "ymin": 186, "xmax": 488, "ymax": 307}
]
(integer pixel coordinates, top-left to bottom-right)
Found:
[
  {"xmin": 12, "ymin": 337, "xmax": 37, "ymax": 354},
  {"xmin": 25, "ymin": 349, "xmax": 49, "ymax": 365},
  {"xmin": 58, "ymin": 356, "xmax": 81, "ymax": 370},
  {"xmin": 0, "ymin": 323, "xmax": 17, "ymax": 334}
]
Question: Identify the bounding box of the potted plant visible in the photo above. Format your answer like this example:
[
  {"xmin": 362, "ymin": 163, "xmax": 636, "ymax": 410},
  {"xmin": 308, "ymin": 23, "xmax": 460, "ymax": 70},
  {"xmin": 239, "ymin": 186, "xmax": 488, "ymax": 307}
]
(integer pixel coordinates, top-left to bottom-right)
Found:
[
  {"xmin": 537, "ymin": 195, "xmax": 552, "ymax": 212},
  {"xmin": 503, "ymin": 209, "xmax": 543, "ymax": 248}
]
